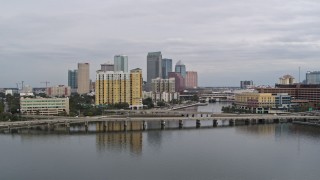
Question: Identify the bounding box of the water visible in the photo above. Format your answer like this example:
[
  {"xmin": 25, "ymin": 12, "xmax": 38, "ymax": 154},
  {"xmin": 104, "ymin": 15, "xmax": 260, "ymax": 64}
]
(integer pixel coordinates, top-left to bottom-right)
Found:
[{"xmin": 1, "ymin": 103, "xmax": 320, "ymax": 180}]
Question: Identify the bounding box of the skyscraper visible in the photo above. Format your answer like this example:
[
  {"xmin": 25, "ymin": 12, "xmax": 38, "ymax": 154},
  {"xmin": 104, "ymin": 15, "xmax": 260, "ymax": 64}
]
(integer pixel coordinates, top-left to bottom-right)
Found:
[
  {"xmin": 162, "ymin": 58, "xmax": 172, "ymax": 79},
  {"xmin": 175, "ymin": 60, "xmax": 186, "ymax": 78},
  {"xmin": 114, "ymin": 55, "xmax": 128, "ymax": 72},
  {"xmin": 68, "ymin": 70, "xmax": 78, "ymax": 89},
  {"xmin": 147, "ymin": 52, "xmax": 162, "ymax": 91},
  {"xmin": 101, "ymin": 63, "xmax": 114, "ymax": 71},
  {"xmin": 306, "ymin": 71, "xmax": 320, "ymax": 84},
  {"xmin": 168, "ymin": 72, "xmax": 185, "ymax": 92},
  {"xmin": 77, "ymin": 63, "xmax": 90, "ymax": 94},
  {"xmin": 185, "ymin": 71, "xmax": 198, "ymax": 89}
]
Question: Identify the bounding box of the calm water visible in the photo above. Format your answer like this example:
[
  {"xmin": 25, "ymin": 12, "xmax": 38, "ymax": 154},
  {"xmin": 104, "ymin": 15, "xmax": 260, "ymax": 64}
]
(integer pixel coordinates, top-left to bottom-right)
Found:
[{"xmin": 1, "ymin": 103, "xmax": 320, "ymax": 180}]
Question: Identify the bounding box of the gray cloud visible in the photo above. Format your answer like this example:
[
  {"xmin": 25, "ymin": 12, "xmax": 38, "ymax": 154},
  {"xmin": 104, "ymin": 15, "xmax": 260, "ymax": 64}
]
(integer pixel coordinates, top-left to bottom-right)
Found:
[{"xmin": 1, "ymin": 0, "xmax": 320, "ymax": 87}]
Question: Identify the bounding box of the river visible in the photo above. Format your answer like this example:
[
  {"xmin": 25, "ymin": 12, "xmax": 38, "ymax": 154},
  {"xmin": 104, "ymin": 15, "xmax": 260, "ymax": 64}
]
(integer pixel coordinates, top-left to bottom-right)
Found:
[{"xmin": 1, "ymin": 103, "xmax": 320, "ymax": 180}]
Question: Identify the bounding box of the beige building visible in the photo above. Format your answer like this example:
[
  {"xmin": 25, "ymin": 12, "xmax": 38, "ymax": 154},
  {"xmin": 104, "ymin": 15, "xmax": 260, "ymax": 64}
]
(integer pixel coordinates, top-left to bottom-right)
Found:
[
  {"xmin": 279, "ymin": 74, "xmax": 295, "ymax": 85},
  {"xmin": 235, "ymin": 92, "xmax": 275, "ymax": 113},
  {"xmin": 77, "ymin": 63, "xmax": 90, "ymax": 94},
  {"xmin": 151, "ymin": 78, "xmax": 178, "ymax": 103},
  {"xmin": 20, "ymin": 97, "xmax": 69, "ymax": 115},
  {"xmin": 46, "ymin": 85, "xmax": 71, "ymax": 97},
  {"xmin": 95, "ymin": 69, "xmax": 143, "ymax": 109}
]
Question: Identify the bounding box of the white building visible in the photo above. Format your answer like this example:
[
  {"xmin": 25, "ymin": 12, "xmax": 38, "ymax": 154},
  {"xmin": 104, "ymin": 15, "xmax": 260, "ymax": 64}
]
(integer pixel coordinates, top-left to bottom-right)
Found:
[
  {"xmin": 46, "ymin": 85, "xmax": 71, "ymax": 97},
  {"xmin": 20, "ymin": 97, "xmax": 69, "ymax": 115}
]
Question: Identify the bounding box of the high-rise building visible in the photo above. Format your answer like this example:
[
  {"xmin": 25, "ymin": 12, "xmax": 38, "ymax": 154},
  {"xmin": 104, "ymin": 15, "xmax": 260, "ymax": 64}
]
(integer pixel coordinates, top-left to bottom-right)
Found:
[
  {"xmin": 306, "ymin": 71, "xmax": 320, "ymax": 84},
  {"xmin": 175, "ymin": 60, "xmax": 186, "ymax": 78},
  {"xmin": 68, "ymin": 70, "xmax": 78, "ymax": 89},
  {"xmin": 147, "ymin": 52, "xmax": 162, "ymax": 91},
  {"xmin": 114, "ymin": 55, "xmax": 128, "ymax": 72},
  {"xmin": 185, "ymin": 71, "xmax": 198, "ymax": 89},
  {"xmin": 151, "ymin": 78, "xmax": 175, "ymax": 93},
  {"xmin": 240, "ymin": 80, "xmax": 253, "ymax": 89},
  {"xmin": 101, "ymin": 63, "xmax": 114, "ymax": 71},
  {"xmin": 168, "ymin": 72, "xmax": 185, "ymax": 92},
  {"xmin": 77, "ymin": 63, "xmax": 90, "ymax": 94},
  {"xmin": 95, "ymin": 69, "xmax": 143, "ymax": 109},
  {"xmin": 162, "ymin": 58, "xmax": 172, "ymax": 79}
]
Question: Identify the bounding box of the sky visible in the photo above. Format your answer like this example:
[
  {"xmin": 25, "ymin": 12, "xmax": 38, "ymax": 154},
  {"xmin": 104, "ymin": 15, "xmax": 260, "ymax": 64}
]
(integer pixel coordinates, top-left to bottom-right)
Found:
[{"xmin": 1, "ymin": 0, "xmax": 320, "ymax": 88}]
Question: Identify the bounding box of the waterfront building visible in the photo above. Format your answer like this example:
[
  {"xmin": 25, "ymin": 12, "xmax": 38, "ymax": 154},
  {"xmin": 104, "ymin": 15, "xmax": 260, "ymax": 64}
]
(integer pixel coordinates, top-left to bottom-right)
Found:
[
  {"xmin": 275, "ymin": 93, "xmax": 291, "ymax": 110},
  {"xmin": 256, "ymin": 84, "xmax": 320, "ymax": 109},
  {"xmin": 279, "ymin": 75, "xmax": 295, "ymax": 85},
  {"xmin": 101, "ymin": 63, "xmax": 114, "ymax": 71},
  {"xmin": 175, "ymin": 60, "xmax": 186, "ymax": 78},
  {"xmin": 161, "ymin": 58, "xmax": 172, "ymax": 79},
  {"xmin": 20, "ymin": 97, "xmax": 69, "ymax": 115},
  {"xmin": 147, "ymin": 52, "xmax": 162, "ymax": 91},
  {"xmin": 185, "ymin": 71, "xmax": 198, "ymax": 89},
  {"xmin": 240, "ymin": 80, "xmax": 253, "ymax": 89},
  {"xmin": 306, "ymin": 71, "xmax": 320, "ymax": 84},
  {"xmin": 77, "ymin": 63, "xmax": 90, "ymax": 94},
  {"xmin": 114, "ymin": 55, "xmax": 128, "ymax": 73},
  {"xmin": 46, "ymin": 85, "xmax": 71, "ymax": 97},
  {"xmin": 95, "ymin": 69, "xmax": 143, "ymax": 109},
  {"xmin": 168, "ymin": 72, "xmax": 185, "ymax": 92},
  {"xmin": 235, "ymin": 92, "xmax": 275, "ymax": 113},
  {"xmin": 68, "ymin": 70, "xmax": 78, "ymax": 90}
]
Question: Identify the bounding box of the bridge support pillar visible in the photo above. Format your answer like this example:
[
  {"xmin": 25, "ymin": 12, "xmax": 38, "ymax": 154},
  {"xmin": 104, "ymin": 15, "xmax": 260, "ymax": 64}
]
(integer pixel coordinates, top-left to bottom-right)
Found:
[
  {"xmin": 65, "ymin": 123, "xmax": 70, "ymax": 133},
  {"xmin": 179, "ymin": 120, "xmax": 183, "ymax": 129},
  {"xmin": 245, "ymin": 119, "xmax": 250, "ymax": 125},
  {"xmin": 160, "ymin": 120, "xmax": 166, "ymax": 130},
  {"xmin": 47, "ymin": 123, "xmax": 54, "ymax": 131},
  {"xmin": 84, "ymin": 122, "xmax": 88, "ymax": 133},
  {"xmin": 143, "ymin": 121, "xmax": 147, "ymax": 130},
  {"xmin": 213, "ymin": 120, "xmax": 218, "ymax": 127},
  {"xmin": 103, "ymin": 122, "xmax": 107, "ymax": 132},
  {"xmin": 124, "ymin": 121, "xmax": 127, "ymax": 131},
  {"xmin": 229, "ymin": 119, "xmax": 234, "ymax": 126},
  {"xmin": 196, "ymin": 120, "xmax": 201, "ymax": 128}
]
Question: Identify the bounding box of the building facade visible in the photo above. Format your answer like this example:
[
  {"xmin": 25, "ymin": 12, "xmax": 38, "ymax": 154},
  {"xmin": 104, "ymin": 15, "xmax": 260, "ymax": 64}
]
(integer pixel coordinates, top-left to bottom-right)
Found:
[
  {"xmin": 235, "ymin": 92, "xmax": 275, "ymax": 113},
  {"xmin": 240, "ymin": 80, "xmax": 253, "ymax": 89},
  {"xmin": 306, "ymin": 71, "xmax": 320, "ymax": 84},
  {"xmin": 161, "ymin": 58, "xmax": 172, "ymax": 79},
  {"xmin": 77, "ymin": 63, "xmax": 90, "ymax": 94},
  {"xmin": 185, "ymin": 71, "xmax": 198, "ymax": 89},
  {"xmin": 151, "ymin": 78, "xmax": 178, "ymax": 103},
  {"xmin": 95, "ymin": 69, "xmax": 143, "ymax": 109},
  {"xmin": 168, "ymin": 72, "xmax": 185, "ymax": 92},
  {"xmin": 147, "ymin": 52, "xmax": 162, "ymax": 91},
  {"xmin": 175, "ymin": 60, "xmax": 186, "ymax": 78},
  {"xmin": 68, "ymin": 70, "xmax": 78, "ymax": 89},
  {"xmin": 101, "ymin": 63, "xmax": 114, "ymax": 71},
  {"xmin": 114, "ymin": 55, "xmax": 128, "ymax": 73},
  {"xmin": 256, "ymin": 84, "xmax": 320, "ymax": 109},
  {"xmin": 46, "ymin": 85, "xmax": 71, "ymax": 97},
  {"xmin": 279, "ymin": 75, "xmax": 295, "ymax": 85},
  {"xmin": 20, "ymin": 97, "xmax": 69, "ymax": 115}
]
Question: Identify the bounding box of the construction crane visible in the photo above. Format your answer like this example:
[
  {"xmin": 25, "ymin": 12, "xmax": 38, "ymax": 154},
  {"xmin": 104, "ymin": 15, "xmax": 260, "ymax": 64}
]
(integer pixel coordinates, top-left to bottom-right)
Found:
[{"xmin": 41, "ymin": 81, "xmax": 50, "ymax": 88}]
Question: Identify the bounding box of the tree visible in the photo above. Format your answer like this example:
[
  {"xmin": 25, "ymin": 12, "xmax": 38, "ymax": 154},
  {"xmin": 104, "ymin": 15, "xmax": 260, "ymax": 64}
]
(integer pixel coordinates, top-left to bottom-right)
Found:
[
  {"xmin": 191, "ymin": 95, "xmax": 199, "ymax": 102},
  {"xmin": 157, "ymin": 101, "xmax": 165, "ymax": 107},
  {"xmin": 143, "ymin": 98, "xmax": 154, "ymax": 109}
]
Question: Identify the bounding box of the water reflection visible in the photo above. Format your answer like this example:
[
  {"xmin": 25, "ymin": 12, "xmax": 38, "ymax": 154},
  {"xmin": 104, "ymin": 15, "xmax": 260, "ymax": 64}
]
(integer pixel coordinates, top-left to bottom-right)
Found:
[{"xmin": 96, "ymin": 132, "xmax": 143, "ymax": 156}]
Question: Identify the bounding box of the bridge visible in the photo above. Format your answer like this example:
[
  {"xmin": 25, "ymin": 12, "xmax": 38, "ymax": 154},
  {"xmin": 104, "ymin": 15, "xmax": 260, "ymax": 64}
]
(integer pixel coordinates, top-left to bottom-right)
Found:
[{"xmin": 1, "ymin": 113, "xmax": 319, "ymax": 133}]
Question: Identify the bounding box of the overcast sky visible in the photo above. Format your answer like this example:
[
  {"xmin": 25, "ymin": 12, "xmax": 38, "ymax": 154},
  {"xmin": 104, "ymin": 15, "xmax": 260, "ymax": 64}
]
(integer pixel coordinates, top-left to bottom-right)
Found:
[{"xmin": 1, "ymin": 0, "xmax": 320, "ymax": 88}]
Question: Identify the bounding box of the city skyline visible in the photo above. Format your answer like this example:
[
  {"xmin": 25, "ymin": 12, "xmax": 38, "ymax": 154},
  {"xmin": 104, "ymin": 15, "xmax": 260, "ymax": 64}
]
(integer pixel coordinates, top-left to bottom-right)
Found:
[{"xmin": 1, "ymin": 0, "xmax": 320, "ymax": 87}]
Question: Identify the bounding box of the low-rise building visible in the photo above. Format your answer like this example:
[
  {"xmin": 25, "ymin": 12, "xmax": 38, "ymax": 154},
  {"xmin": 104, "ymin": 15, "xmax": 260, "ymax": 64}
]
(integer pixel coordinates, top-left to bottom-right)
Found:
[
  {"xmin": 46, "ymin": 85, "xmax": 71, "ymax": 97},
  {"xmin": 235, "ymin": 92, "xmax": 275, "ymax": 113},
  {"xmin": 20, "ymin": 97, "xmax": 69, "ymax": 115}
]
